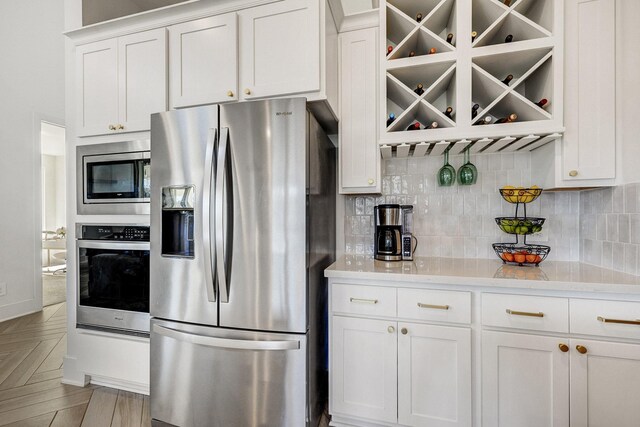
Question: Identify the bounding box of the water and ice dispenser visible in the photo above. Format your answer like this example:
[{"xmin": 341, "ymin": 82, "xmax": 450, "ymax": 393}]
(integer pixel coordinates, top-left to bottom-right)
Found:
[{"xmin": 161, "ymin": 186, "xmax": 195, "ymax": 258}]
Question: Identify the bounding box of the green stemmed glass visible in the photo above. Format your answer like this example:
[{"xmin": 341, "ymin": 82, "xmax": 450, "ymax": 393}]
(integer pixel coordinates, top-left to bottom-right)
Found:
[
  {"xmin": 457, "ymin": 148, "xmax": 478, "ymax": 185},
  {"xmin": 438, "ymin": 150, "xmax": 456, "ymax": 186}
]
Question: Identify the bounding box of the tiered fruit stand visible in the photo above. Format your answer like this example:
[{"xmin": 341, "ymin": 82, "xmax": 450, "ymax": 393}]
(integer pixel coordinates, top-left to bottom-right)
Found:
[{"xmin": 492, "ymin": 187, "xmax": 550, "ymax": 266}]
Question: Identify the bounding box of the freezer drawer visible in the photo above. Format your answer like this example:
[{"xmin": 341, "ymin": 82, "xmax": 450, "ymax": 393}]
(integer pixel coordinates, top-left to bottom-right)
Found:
[{"xmin": 151, "ymin": 319, "xmax": 308, "ymax": 427}]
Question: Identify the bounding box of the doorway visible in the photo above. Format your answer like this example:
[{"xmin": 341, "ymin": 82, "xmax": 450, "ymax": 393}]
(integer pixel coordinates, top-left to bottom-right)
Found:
[{"xmin": 40, "ymin": 121, "xmax": 66, "ymax": 307}]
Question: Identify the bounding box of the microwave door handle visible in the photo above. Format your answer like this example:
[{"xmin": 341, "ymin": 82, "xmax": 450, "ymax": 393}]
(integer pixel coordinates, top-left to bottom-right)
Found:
[
  {"xmin": 203, "ymin": 128, "xmax": 217, "ymax": 303},
  {"xmin": 216, "ymin": 127, "xmax": 231, "ymax": 303}
]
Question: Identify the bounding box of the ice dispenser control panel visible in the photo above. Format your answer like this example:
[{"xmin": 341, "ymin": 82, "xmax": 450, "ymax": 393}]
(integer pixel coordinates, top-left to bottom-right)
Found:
[{"xmin": 161, "ymin": 186, "xmax": 195, "ymax": 258}]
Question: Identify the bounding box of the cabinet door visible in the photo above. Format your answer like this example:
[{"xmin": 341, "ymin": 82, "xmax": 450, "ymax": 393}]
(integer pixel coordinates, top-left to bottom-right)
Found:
[
  {"xmin": 331, "ymin": 316, "xmax": 397, "ymax": 423},
  {"xmin": 562, "ymin": 0, "xmax": 615, "ymax": 181},
  {"xmin": 482, "ymin": 331, "xmax": 569, "ymax": 427},
  {"xmin": 570, "ymin": 339, "xmax": 640, "ymax": 427},
  {"xmin": 118, "ymin": 28, "xmax": 167, "ymax": 133},
  {"xmin": 169, "ymin": 13, "xmax": 238, "ymax": 108},
  {"xmin": 76, "ymin": 38, "xmax": 118, "ymax": 137},
  {"xmin": 238, "ymin": 0, "xmax": 320, "ymax": 99},
  {"xmin": 338, "ymin": 28, "xmax": 380, "ymax": 194},
  {"xmin": 398, "ymin": 323, "xmax": 471, "ymax": 427}
]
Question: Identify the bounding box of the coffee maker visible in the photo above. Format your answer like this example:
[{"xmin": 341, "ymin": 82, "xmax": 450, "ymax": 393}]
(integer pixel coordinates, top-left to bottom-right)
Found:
[{"xmin": 374, "ymin": 204, "xmax": 415, "ymax": 261}]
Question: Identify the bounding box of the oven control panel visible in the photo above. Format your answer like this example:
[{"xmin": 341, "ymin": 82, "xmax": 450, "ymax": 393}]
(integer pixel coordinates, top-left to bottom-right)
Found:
[{"xmin": 79, "ymin": 225, "xmax": 150, "ymax": 241}]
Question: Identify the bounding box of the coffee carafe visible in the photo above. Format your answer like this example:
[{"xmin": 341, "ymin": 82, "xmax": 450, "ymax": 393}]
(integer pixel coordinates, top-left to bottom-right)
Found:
[{"xmin": 374, "ymin": 204, "xmax": 416, "ymax": 261}]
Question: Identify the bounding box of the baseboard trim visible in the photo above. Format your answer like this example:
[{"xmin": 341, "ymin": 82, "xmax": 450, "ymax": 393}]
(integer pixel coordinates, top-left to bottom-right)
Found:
[
  {"xmin": 0, "ymin": 299, "xmax": 41, "ymax": 323},
  {"xmin": 90, "ymin": 375, "xmax": 149, "ymax": 395}
]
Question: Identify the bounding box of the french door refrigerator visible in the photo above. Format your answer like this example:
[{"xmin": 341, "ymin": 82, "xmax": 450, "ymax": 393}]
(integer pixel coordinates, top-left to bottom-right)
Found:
[{"xmin": 149, "ymin": 98, "xmax": 336, "ymax": 427}]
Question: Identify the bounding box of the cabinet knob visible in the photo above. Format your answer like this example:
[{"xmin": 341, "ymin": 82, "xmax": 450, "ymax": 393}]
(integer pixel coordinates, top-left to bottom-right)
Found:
[
  {"xmin": 401, "ymin": 327, "xmax": 408, "ymax": 335},
  {"xmin": 387, "ymin": 326, "xmax": 395, "ymax": 333},
  {"xmin": 244, "ymin": 88, "xmax": 251, "ymax": 95},
  {"xmin": 569, "ymin": 170, "xmax": 578, "ymax": 177},
  {"xmin": 558, "ymin": 343, "xmax": 569, "ymax": 353},
  {"xmin": 109, "ymin": 124, "xmax": 116, "ymax": 131},
  {"xmin": 368, "ymin": 178, "xmax": 374, "ymax": 185},
  {"xmin": 576, "ymin": 345, "xmax": 588, "ymax": 354},
  {"xmin": 227, "ymin": 90, "xmax": 234, "ymax": 97},
  {"xmin": 116, "ymin": 124, "xmax": 124, "ymax": 130}
]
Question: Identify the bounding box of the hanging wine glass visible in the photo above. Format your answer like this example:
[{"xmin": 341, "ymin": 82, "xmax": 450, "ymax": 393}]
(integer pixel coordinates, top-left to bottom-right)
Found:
[
  {"xmin": 437, "ymin": 150, "xmax": 456, "ymax": 186},
  {"xmin": 457, "ymin": 148, "xmax": 478, "ymax": 185}
]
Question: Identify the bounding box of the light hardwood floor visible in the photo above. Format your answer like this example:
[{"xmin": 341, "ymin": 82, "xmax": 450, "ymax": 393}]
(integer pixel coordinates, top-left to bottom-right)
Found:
[
  {"xmin": 0, "ymin": 303, "xmax": 150, "ymax": 427},
  {"xmin": 0, "ymin": 304, "xmax": 331, "ymax": 427}
]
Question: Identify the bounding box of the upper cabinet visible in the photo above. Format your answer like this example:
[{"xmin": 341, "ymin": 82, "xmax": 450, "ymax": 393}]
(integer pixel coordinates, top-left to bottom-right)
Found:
[
  {"xmin": 238, "ymin": 0, "xmax": 320, "ymax": 100},
  {"xmin": 169, "ymin": 13, "xmax": 238, "ymax": 108},
  {"xmin": 75, "ymin": 28, "xmax": 167, "ymax": 137}
]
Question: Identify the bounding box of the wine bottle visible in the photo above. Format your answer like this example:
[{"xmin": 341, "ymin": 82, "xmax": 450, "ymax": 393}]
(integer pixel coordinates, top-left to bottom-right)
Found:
[
  {"xmin": 473, "ymin": 116, "xmax": 492, "ymax": 126},
  {"xmin": 387, "ymin": 45, "xmax": 393, "ymax": 55},
  {"xmin": 504, "ymin": 0, "xmax": 512, "ymax": 6},
  {"xmin": 428, "ymin": 47, "xmax": 437, "ymax": 55},
  {"xmin": 495, "ymin": 113, "xmax": 518, "ymax": 124},
  {"xmin": 446, "ymin": 33, "xmax": 454, "ymax": 45},
  {"xmin": 414, "ymin": 83, "xmax": 424, "ymax": 96},
  {"xmin": 406, "ymin": 122, "xmax": 421, "ymax": 131},
  {"xmin": 387, "ymin": 113, "xmax": 396, "ymax": 127},
  {"xmin": 536, "ymin": 98, "xmax": 548, "ymax": 108},
  {"xmin": 505, "ymin": 34, "xmax": 513, "ymax": 43},
  {"xmin": 471, "ymin": 103, "xmax": 480, "ymax": 119},
  {"xmin": 502, "ymin": 74, "xmax": 514, "ymax": 85},
  {"xmin": 416, "ymin": 12, "xmax": 423, "ymax": 22},
  {"xmin": 444, "ymin": 106, "xmax": 453, "ymax": 119},
  {"xmin": 426, "ymin": 121, "xmax": 439, "ymax": 130},
  {"xmin": 408, "ymin": 51, "xmax": 416, "ymax": 57},
  {"xmin": 471, "ymin": 31, "xmax": 478, "ymax": 42}
]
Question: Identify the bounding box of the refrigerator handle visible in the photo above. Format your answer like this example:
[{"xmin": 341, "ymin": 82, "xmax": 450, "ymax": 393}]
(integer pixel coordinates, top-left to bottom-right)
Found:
[
  {"xmin": 153, "ymin": 324, "xmax": 300, "ymax": 351},
  {"xmin": 203, "ymin": 128, "xmax": 217, "ymax": 303},
  {"xmin": 216, "ymin": 127, "xmax": 232, "ymax": 303}
]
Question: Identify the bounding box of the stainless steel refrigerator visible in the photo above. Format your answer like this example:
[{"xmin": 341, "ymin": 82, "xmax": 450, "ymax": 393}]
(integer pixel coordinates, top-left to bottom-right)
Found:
[{"xmin": 149, "ymin": 98, "xmax": 336, "ymax": 427}]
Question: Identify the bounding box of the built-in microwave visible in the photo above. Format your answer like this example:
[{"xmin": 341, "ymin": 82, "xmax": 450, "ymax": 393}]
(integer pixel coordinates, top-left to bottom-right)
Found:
[{"xmin": 76, "ymin": 140, "xmax": 150, "ymax": 215}]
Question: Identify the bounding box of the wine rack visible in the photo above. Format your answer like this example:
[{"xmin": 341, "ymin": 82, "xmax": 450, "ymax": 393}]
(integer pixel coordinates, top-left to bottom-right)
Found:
[{"xmin": 379, "ymin": 0, "xmax": 564, "ymax": 156}]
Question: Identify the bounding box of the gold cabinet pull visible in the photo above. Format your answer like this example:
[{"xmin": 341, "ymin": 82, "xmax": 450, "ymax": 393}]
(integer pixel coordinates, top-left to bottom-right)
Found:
[
  {"xmin": 116, "ymin": 124, "xmax": 124, "ymax": 130},
  {"xmin": 401, "ymin": 327, "xmax": 408, "ymax": 335},
  {"xmin": 387, "ymin": 326, "xmax": 395, "ymax": 333},
  {"xmin": 108, "ymin": 124, "xmax": 116, "ymax": 131},
  {"xmin": 417, "ymin": 303, "xmax": 450, "ymax": 310},
  {"xmin": 576, "ymin": 345, "xmax": 588, "ymax": 354},
  {"xmin": 559, "ymin": 343, "xmax": 569, "ymax": 353},
  {"xmin": 569, "ymin": 170, "xmax": 578, "ymax": 177},
  {"xmin": 350, "ymin": 297, "xmax": 378, "ymax": 304},
  {"xmin": 244, "ymin": 88, "xmax": 251, "ymax": 95},
  {"xmin": 227, "ymin": 90, "xmax": 234, "ymax": 97},
  {"xmin": 506, "ymin": 309, "xmax": 544, "ymax": 318},
  {"xmin": 597, "ymin": 316, "xmax": 640, "ymax": 326},
  {"xmin": 368, "ymin": 178, "xmax": 374, "ymax": 185}
]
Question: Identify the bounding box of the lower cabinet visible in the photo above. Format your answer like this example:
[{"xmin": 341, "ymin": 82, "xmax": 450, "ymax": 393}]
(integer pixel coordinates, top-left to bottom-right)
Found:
[{"xmin": 331, "ymin": 315, "xmax": 471, "ymax": 426}]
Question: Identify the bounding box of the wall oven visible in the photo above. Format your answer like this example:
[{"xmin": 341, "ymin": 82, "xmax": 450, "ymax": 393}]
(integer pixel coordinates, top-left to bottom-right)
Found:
[
  {"xmin": 76, "ymin": 224, "xmax": 150, "ymax": 335},
  {"xmin": 76, "ymin": 140, "xmax": 150, "ymax": 215}
]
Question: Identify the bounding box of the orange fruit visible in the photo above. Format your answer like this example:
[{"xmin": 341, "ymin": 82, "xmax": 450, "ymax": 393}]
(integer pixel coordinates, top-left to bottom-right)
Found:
[
  {"xmin": 525, "ymin": 254, "xmax": 537, "ymax": 263},
  {"xmin": 514, "ymin": 254, "xmax": 526, "ymax": 263},
  {"xmin": 503, "ymin": 252, "xmax": 514, "ymax": 262}
]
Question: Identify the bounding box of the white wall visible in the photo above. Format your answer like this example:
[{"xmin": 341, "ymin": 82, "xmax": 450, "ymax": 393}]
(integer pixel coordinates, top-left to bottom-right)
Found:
[{"xmin": 0, "ymin": 0, "xmax": 65, "ymax": 321}]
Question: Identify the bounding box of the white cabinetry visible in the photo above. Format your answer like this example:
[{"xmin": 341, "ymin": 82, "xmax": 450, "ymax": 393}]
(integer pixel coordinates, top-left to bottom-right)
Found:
[
  {"xmin": 169, "ymin": 14, "xmax": 238, "ymax": 107},
  {"xmin": 75, "ymin": 28, "xmax": 167, "ymax": 136},
  {"xmin": 339, "ymin": 27, "xmax": 380, "ymax": 194}
]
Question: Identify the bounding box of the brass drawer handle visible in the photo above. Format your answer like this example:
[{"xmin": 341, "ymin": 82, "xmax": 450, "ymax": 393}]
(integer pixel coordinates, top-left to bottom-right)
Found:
[
  {"xmin": 559, "ymin": 343, "xmax": 569, "ymax": 353},
  {"xmin": 350, "ymin": 297, "xmax": 378, "ymax": 304},
  {"xmin": 506, "ymin": 309, "xmax": 544, "ymax": 318},
  {"xmin": 597, "ymin": 316, "xmax": 640, "ymax": 326},
  {"xmin": 576, "ymin": 345, "xmax": 588, "ymax": 354},
  {"xmin": 108, "ymin": 124, "xmax": 116, "ymax": 131},
  {"xmin": 417, "ymin": 303, "xmax": 450, "ymax": 310}
]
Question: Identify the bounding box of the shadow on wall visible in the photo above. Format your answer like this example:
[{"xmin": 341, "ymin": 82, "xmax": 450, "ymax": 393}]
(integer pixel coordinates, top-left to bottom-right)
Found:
[{"xmin": 82, "ymin": 0, "xmax": 189, "ymax": 26}]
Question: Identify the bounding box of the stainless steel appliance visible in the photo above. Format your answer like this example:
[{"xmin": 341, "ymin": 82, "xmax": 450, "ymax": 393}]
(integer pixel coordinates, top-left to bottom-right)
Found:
[
  {"xmin": 149, "ymin": 98, "xmax": 336, "ymax": 427},
  {"xmin": 76, "ymin": 140, "xmax": 150, "ymax": 215},
  {"xmin": 374, "ymin": 204, "xmax": 416, "ymax": 261},
  {"xmin": 76, "ymin": 224, "xmax": 150, "ymax": 335}
]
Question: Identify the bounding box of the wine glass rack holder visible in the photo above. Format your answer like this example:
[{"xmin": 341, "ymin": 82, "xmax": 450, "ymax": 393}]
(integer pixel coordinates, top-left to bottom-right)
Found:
[{"xmin": 379, "ymin": 0, "xmax": 564, "ymax": 157}]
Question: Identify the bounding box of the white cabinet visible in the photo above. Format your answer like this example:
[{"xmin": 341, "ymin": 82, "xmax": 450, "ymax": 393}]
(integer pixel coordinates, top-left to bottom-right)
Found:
[
  {"xmin": 75, "ymin": 28, "xmax": 167, "ymax": 137},
  {"xmin": 398, "ymin": 323, "xmax": 471, "ymax": 427},
  {"xmin": 482, "ymin": 331, "xmax": 570, "ymax": 427},
  {"xmin": 331, "ymin": 316, "xmax": 397, "ymax": 423},
  {"xmin": 169, "ymin": 13, "xmax": 238, "ymax": 108},
  {"xmin": 570, "ymin": 339, "xmax": 640, "ymax": 427},
  {"xmin": 238, "ymin": 0, "xmax": 320, "ymax": 100},
  {"xmin": 338, "ymin": 27, "xmax": 380, "ymax": 194}
]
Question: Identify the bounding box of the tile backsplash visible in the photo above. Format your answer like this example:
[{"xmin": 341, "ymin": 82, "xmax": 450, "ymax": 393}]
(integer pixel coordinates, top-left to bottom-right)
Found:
[{"xmin": 343, "ymin": 152, "xmax": 581, "ymax": 262}]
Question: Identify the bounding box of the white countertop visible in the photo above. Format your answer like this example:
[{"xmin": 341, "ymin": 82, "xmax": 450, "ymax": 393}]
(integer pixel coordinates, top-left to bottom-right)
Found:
[{"xmin": 325, "ymin": 255, "xmax": 640, "ymax": 294}]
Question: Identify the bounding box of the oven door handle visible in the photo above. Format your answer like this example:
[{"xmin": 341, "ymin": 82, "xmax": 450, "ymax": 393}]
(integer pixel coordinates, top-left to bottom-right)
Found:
[
  {"xmin": 76, "ymin": 241, "xmax": 149, "ymax": 251},
  {"xmin": 203, "ymin": 128, "xmax": 218, "ymax": 303}
]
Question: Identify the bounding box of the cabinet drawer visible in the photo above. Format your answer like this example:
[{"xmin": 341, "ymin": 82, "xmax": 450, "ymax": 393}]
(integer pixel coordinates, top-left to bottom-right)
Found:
[
  {"xmin": 331, "ymin": 284, "xmax": 396, "ymax": 317},
  {"xmin": 571, "ymin": 298, "xmax": 640, "ymax": 340},
  {"xmin": 482, "ymin": 293, "xmax": 568, "ymax": 333},
  {"xmin": 397, "ymin": 288, "xmax": 471, "ymax": 324}
]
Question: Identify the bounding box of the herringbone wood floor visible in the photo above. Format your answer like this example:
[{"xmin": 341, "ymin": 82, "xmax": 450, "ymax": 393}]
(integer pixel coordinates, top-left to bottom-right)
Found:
[{"xmin": 0, "ymin": 303, "xmax": 150, "ymax": 427}]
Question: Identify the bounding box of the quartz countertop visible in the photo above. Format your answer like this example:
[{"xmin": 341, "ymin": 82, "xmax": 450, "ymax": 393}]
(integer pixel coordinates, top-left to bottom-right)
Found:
[{"xmin": 325, "ymin": 255, "xmax": 640, "ymax": 294}]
